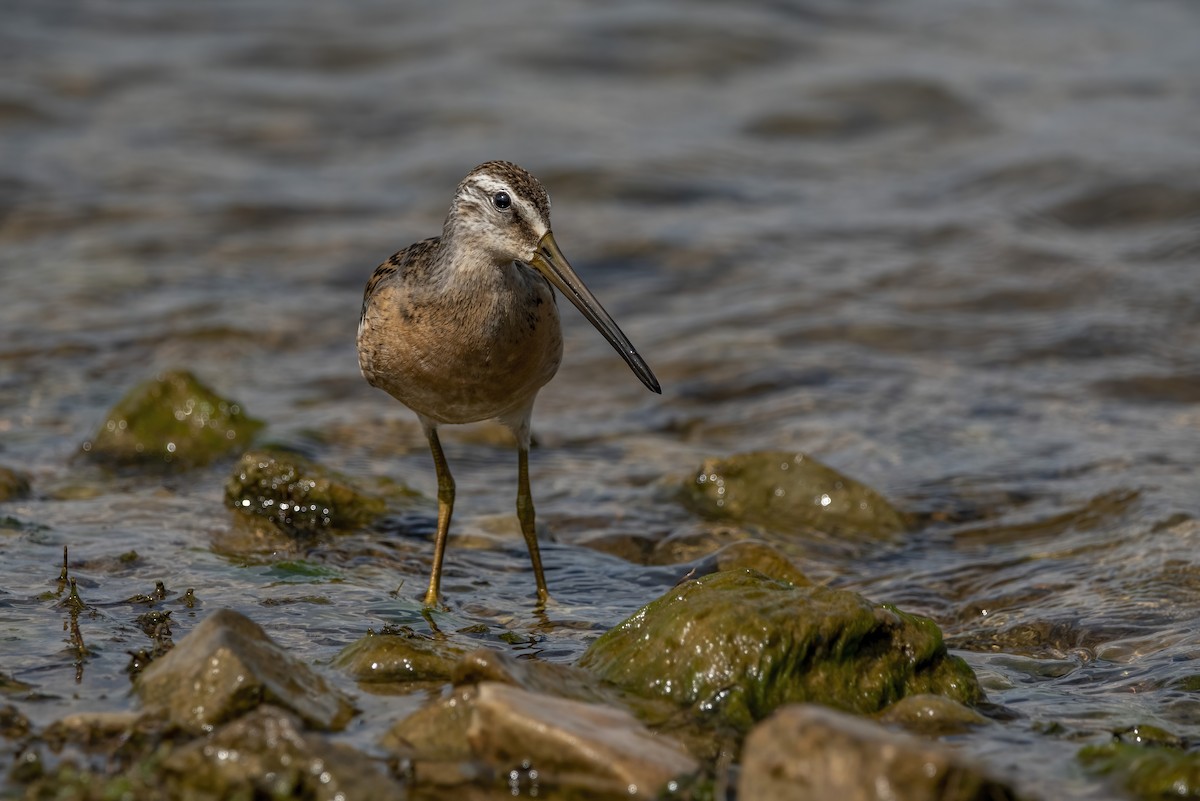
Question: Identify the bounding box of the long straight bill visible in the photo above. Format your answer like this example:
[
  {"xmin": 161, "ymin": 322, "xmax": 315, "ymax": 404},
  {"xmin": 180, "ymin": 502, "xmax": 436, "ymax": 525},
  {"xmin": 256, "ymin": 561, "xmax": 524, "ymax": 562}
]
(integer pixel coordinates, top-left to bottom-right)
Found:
[{"xmin": 530, "ymin": 231, "xmax": 661, "ymax": 394}]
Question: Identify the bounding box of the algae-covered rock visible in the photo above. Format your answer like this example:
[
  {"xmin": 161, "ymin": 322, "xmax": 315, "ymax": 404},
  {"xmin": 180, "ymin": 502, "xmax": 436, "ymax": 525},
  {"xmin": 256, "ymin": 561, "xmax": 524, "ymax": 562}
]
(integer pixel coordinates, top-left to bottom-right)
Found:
[
  {"xmin": 163, "ymin": 705, "xmax": 404, "ymax": 801},
  {"xmin": 0, "ymin": 466, "xmax": 31, "ymax": 501},
  {"xmin": 468, "ymin": 682, "xmax": 698, "ymax": 800},
  {"xmin": 683, "ymin": 450, "xmax": 908, "ymax": 538},
  {"xmin": 1079, "ymin": 734, "xmax": 1200, "ymax": 800},
  {"xmin": 82, "ymin": 370, "xmax": 262, "ymax": 468},
  {"xmin": 225, "ymin": 449, "xmax": 386, "ymax": 536},
  {"xmin": 688, "ymin": 540, "xmax": 811, "ymax": 586},
  {"xmin": 740, "ymin": 704, "xmax": 1019, "ymax": 801},
  {"xmin": 578, "ymin": 569, "xmax": 981, "ymax": 730},
  {"xmin": 876, "ymin": 693, "xmax": 988, "ymax": 736},
  {"xmin": 334, "ymin": 626, "xmax": 472, "ymax": 683},
  {"xmin": 135, "ymin": 608, "xmax": 356, "ymax": 733}
]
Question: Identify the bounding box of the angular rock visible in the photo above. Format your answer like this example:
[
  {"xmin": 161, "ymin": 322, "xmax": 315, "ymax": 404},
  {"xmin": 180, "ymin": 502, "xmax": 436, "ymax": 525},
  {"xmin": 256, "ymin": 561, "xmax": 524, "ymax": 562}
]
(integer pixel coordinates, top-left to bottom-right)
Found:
[
  {"xmin": 683, "ymin": 450, "xmax": 908, "ymax": 538},
  {"xmin": 381, "ymin": 684, "xmax": 477, "ymax": 768},
  {"xmin": 163, "ymin": 705, "xmax": 404, "ymax": 801},
  {"xmin": 335, "ymin": 626, "xmax": 472, "ymax": 683},
  {"xmin": 739, "ymin": 704, "xmax": 1019, "ymax": 801},
  {"xmin": 578, "ymin": 569, "xmax": 981, "ymax": 730},
  {"xmin": 467, "ymin": 682, "xmax": 698, "ymax": 799},
  {"xmin": 0, "ymin": 466, "xmax": 31, "ymax": 501},
  {"xmin": 225, "ymin": 449, "xmax": 386, "ymax": 536},
  {"xmin": 135, "ymin": 608, "xmax": 355, "ymax": 733},
  {"xmin": 82, "ymin": 370, "xmax": 262, "ymax": 468}
]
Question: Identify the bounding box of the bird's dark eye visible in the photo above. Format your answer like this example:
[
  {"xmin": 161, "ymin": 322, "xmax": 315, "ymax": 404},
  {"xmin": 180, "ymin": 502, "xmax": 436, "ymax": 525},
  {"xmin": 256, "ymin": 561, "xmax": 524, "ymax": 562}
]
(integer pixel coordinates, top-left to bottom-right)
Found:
[{"xmin": 493, "ymin": 191, "xmax": 511, "ymax": 210}]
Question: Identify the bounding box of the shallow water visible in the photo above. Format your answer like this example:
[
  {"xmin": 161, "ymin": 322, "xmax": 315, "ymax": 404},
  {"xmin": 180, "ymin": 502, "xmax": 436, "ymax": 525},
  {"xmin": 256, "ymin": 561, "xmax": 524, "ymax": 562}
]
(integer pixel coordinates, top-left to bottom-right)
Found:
[{"xmin": 2, "ymin": 0, "xmax": 1200, "ymax": 797}]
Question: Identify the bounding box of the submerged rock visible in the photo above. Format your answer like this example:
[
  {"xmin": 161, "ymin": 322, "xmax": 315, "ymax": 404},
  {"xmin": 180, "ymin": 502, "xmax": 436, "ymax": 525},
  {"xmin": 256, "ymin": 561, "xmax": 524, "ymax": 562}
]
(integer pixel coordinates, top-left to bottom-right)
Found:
[
  {"xmin": 335, "ymin": 626, "xmax": 472, "ymax": 683},
  {"xmin": 82, "ymin": 370, "xmax": 262, "ymax": 468},
  {"xmin": 452, "ymin": 647, "xmax": 624, "ymax": 706},
  {"xmin": 1079, "ymin": 734, "xmax": 1200, "ymax": 800},
  {"xmin": 163, "ymin": 705, "xmax": 403, "ymax": 801},
  {"xmin": 687, "ymin": 540, "xmax": 811, "ymax": 585},
  {"xmin": 876, "ymin": 693, "xmax": 989, "ymax": 736},
  {"xmin": 225, "ymin": 449, "xmax": 386, "ymax": 536},
  {"xmin": 0, "ymin": 466, "xmax": 31, "ymax": 501},
  {"xmin": 135, "ymin": 608, "xmax": 355, "ymax": 733},
  {"xmin": 578, "ymin": 569, "xmax": 981, "ymax": 731},
  {"xmin": 739, "ymin": 704, "xmax": 1019, "ymax": 801},
  {"xmin": 683, "ymin": 450, "xmax": 908, "ymax": 538},
  {"xmin": 468, "ymin": 682, "xmax": 698, "ymax": 799}
]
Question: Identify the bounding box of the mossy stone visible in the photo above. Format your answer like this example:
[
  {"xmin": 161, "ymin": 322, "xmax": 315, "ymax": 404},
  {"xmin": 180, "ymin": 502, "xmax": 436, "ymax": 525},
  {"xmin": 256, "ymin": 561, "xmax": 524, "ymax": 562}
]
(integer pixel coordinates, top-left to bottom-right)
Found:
[
  {"xmin": 83, "ymin": 370, "xmax": 262, "ymax": 468},
  {"xmin": 578, "ymin": 569, "xmax": 981, "ymax": 731},
  {"xmin": 0, "ymin": 466, "xmax": 31, "ymax": 501},
  {"xmin": 1079, "ymin": 741, "xmax": 1200, "ymax": 800},
  {"xmin": 683, "ymin": 450, "xmax": 908, "ymax": 538},
  {"xmin": 225, "ymin": 449, "xmax": 386, "ymax": 536},
  {"xmin": 334, "ymin": 627, "xmax": 472, "ymax": 683}
]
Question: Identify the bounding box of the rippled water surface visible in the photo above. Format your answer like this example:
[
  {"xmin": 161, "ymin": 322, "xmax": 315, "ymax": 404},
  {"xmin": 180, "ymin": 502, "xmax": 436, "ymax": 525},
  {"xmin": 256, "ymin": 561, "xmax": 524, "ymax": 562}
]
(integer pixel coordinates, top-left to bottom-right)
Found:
[{"xmin": 3, "ymin": 0, "xmax": 1200, "ymax": 797}]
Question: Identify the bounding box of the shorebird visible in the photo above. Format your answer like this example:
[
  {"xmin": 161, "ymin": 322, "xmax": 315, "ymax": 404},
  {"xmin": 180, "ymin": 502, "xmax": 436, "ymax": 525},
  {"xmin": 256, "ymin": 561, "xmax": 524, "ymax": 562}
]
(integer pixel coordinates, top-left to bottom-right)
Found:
[{"xmin": 357, "ymin": 161, "xmax": 661, "ymax": 606}]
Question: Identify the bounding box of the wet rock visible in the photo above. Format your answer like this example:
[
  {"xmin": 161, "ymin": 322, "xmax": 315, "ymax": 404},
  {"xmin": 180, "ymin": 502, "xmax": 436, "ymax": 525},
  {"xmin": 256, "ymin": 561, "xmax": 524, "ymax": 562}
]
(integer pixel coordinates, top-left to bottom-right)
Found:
[
  {"xmin": 225, "ymin": 449, "xmax": 386, "ymax": 536},
  {"xmin": 1042, "ymin": 181, "xmax": 1200, "ymax": 229},
  {"xmin": 740, "ymin": 704, "xmax": 1019, "ymax": 801},
  {"xmin": 876, "ymin": 693, "xmax": 988, "ymax": 736},
  {"xmin": 0, "ymin": 466, "xmax": 31, "ymax": 501},
  {"xmin": 163, "ymin": 705, "xmax": 404, "ymax": 801},
  {"xmin": 745, "ymin": 78, "xmax": 987, "ymax": 141},
  {"xmin": 686, "ymin": 540, "xmax": 811, "ymax": 585},
  {"xmin": 578, "ymin": 570, "xmax": 981, "ymax": 731},
  {"xmin": 1078, "ymin": 738, "xmax": 1200, "ymax": 800},
  {"xmin": 135, "ymin": 608, "xmax": 355, "ymax": 733},
  {"xmin": 81, "ymin": 370, "xmax": 262, "ymax": 468},
  {"xmin": 468, "ymin": 681, "xmax": 698, "ymax": 799},
  {"xmin": 683, "ymin": 451, "xmax": 908, "ymax": 539},
  {"xmin": 335, "ymin": 626, "xmax": 472, "ymax": 683},
  {"xmin": 380, "ymin": 648, "xmax": 624, "ymax": 768},
  {"xmin": 381, "ymin": 684, "xmax": 477, "ymax": 769},
  {"xmin": 0, "ymin": 703, "xmax": 31, "ymax": 740},
  {"xmin": 42, "ymin": 711, "xmax": 147, "ymax": 751},
  {"xmin": 452, "ymin": 647, "xmax": 622, "ymax": 706}
]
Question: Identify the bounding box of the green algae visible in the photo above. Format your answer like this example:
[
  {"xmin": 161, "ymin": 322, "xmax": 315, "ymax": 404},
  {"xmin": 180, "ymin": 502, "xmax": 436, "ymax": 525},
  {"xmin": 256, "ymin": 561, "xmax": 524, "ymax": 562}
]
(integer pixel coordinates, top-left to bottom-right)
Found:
[
  {"xmin": 578, "ymin": 569, "xmax": 981, "ymax": 731},
  {"xmin": 682, "ymin": 450, "xmax": 908, "ymax": 538},
  {"xmin": 0, "ymin": 466, "xmax": 31, "ymax": 501},
  {"xmin": 82, "ymin": 370, "xmax": 263, "ymax": 469},
  {"xmin": 1079, "ymin": 740, "xmax": 1200, "ymax": 799},
  {"xmin": 224, "ymin": 449, "xmax": 386, "ymax": 536},
  {"xmin": 334, "ymin": 626, "xmax": 472, "ymax": 683}
]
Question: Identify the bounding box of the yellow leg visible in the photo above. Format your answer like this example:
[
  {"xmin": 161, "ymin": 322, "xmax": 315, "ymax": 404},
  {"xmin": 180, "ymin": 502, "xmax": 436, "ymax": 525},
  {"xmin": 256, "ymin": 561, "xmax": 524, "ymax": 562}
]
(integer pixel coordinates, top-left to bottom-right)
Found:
[
  {"xmin": 517, "ymin": 444, "xmax": 550, "ymax": 605},
  {"xmin": 423, "ymin": 427, "xmax": 454, "ymax": 608}
]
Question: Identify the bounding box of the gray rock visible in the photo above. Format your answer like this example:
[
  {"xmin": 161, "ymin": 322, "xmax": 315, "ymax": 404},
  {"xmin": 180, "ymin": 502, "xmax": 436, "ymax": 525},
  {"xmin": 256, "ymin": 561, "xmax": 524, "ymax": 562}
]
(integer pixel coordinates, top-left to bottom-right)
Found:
[
  {"xmin": 135, "ymin": 608, "xmax": 356, "ymax": 733},
  {"xmin": 467, "ymin": 682, "xmax": 698, "ymax": 799},
  {"xmin": 739, "ymin": 704, "xmax": 1020, "ymax": 801}
]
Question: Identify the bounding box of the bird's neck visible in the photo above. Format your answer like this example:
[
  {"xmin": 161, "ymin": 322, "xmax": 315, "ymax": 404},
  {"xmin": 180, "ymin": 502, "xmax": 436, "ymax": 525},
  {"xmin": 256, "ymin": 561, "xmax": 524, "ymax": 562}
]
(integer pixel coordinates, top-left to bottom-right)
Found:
[{"xmin": 436, "ymin": 216, "xmax": 511, "ymax": 290}]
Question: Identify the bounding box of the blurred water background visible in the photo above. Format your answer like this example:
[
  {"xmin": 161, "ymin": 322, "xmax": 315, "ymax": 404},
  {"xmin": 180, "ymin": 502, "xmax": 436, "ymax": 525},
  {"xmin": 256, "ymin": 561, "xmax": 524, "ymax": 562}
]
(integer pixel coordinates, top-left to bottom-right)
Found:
[{"xmin": 2, "ymin": 0, "xmax": 1200, "ymax": 797}]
